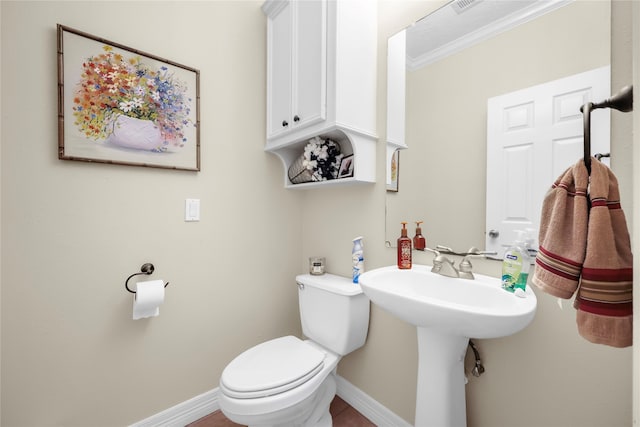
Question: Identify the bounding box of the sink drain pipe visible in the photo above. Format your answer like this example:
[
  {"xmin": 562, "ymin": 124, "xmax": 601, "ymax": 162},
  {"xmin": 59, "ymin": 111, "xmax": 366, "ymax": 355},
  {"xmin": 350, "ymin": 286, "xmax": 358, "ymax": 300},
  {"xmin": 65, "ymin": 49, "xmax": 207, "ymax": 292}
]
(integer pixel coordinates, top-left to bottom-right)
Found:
[{"xmin": 468, "ymin": 340, "xmax": 485, "ymax": 377}]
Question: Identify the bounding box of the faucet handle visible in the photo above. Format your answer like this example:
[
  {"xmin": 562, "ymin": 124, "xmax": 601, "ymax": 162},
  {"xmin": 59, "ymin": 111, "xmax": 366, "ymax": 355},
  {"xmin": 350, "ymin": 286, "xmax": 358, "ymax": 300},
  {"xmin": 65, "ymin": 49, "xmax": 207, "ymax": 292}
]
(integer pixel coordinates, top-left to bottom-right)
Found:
[
  {"xmin": 464, "ymin": 247, "xmax": 498, "ymax": 257},
  {"xmin": 458, "ymin": 249, "xmax": 498, "ymax": 280},
  {"xmin": 424, "ymin": 247, "xmax": 441, "ymax": 256},
  {"xmin": 430, "ymin": 253, "xmax": 459, "ymax": 278},
  {"xmin": 435, "ymin": 245, "xmax": 468, "ymax": 256},
  {"xmin": 436, "ymin": 245, "xmax": 498, "ymax": 257},
  {"xmin": 458, "ymin": 257, "xmax": 475, "ymax": 279}
]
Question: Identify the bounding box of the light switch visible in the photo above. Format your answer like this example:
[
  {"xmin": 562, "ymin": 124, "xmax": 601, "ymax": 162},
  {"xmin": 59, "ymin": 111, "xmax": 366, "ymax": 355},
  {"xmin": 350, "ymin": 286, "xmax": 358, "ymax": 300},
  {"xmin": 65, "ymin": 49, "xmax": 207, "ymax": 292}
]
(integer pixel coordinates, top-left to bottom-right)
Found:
[{"xmin": 185, "ymin": 198, "xmax": 200, "ymax": 221}]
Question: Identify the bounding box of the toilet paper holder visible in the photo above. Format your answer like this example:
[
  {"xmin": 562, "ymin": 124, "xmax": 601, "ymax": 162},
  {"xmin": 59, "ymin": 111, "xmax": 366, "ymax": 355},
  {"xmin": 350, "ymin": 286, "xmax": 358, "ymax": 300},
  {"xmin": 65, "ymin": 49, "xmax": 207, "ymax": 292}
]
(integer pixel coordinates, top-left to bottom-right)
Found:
[{"xmin": 125, "ymin": 263, "xmax": 169, "ymax": 294}]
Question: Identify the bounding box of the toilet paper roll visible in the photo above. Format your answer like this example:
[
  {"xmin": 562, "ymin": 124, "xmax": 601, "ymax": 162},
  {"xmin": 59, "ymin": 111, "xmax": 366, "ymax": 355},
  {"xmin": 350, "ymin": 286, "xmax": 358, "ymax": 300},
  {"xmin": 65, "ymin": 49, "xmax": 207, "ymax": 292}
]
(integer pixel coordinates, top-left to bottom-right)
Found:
[{"xmin": 133, "ymin": 279, "xmax": 165, "ymax": 320}]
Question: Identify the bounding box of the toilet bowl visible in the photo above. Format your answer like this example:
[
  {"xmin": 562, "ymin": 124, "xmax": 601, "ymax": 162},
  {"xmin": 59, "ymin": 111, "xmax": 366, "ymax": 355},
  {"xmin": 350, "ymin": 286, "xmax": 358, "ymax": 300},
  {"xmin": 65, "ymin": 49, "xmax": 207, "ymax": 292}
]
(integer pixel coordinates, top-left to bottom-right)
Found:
[
  {"xmin": 218, "ymin": 274, "xmax": 370, "ymax": 427},
  {"xmin": 219, "ymin": 337, "xmax": 339, "ymax": 426}
]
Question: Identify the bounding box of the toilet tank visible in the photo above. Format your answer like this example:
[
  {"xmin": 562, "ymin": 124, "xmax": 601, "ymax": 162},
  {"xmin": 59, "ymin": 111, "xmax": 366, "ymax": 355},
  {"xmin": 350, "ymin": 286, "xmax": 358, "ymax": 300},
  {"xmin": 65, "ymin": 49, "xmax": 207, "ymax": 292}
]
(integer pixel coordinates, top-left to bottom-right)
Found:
[{"xmin": 296, "ymin": 273, "xmax": 370, "ymax": 355}]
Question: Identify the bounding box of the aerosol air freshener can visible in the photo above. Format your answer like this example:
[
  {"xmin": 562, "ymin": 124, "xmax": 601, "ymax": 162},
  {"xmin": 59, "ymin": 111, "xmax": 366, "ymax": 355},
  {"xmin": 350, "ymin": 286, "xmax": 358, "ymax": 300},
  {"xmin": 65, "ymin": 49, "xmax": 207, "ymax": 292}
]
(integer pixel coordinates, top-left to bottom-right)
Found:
[{"xmin": 352, "ymin": 236, "xmax": 364, "ymax": 283}]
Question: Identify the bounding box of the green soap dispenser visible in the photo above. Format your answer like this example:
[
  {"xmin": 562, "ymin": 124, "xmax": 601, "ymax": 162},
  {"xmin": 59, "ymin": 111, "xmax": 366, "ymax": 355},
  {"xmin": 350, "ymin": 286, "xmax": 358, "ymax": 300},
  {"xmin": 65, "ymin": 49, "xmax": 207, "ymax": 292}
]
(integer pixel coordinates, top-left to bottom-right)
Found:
[{"xmin": 501, "ymin": 230, "xmax": 530, "ymax": 292}]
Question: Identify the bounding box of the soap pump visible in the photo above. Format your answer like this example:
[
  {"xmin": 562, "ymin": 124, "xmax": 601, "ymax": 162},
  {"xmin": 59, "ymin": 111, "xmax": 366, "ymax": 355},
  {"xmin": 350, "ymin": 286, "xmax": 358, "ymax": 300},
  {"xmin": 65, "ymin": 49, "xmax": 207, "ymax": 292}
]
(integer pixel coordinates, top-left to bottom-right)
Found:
[
  {"xmin": 413, "ymin": 221, "xmax": 426, "ymax": 251},
  {"xmin": 397, "ymin": 222, "xmax": 412, "ymax": 269}
]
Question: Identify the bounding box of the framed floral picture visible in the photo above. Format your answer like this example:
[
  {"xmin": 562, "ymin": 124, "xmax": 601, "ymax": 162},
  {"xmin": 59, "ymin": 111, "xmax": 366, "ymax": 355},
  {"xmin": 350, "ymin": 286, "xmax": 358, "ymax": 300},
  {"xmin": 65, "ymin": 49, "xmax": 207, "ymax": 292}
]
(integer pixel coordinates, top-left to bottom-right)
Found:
[{"xmin": 57, "ymin": 25, "xmax": 200, "ymax": 171}]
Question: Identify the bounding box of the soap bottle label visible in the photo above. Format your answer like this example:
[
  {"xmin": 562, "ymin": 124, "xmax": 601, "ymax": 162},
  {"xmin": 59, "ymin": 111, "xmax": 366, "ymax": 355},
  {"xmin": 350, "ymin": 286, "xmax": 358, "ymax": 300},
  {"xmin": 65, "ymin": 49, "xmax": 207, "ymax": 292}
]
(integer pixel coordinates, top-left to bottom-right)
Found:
[
  {"xmin": 397, "ymin": 222, "xmax": 412, "ymax": 269},
  {"xmin": 502, "ymin": 252, "xmax": 523, "ymax": 292},
  {"xmin": 398, "ymin": 241, "xmax": 412, "ymax": 269}
]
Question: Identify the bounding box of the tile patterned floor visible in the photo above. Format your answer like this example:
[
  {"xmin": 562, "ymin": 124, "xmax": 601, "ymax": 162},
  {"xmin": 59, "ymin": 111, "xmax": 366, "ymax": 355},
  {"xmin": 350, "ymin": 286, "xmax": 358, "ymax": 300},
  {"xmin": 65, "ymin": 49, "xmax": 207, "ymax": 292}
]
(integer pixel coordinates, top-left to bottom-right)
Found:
[{"xmin": 186, "ymin": 396, "xmax": 375, "ymax": 427}]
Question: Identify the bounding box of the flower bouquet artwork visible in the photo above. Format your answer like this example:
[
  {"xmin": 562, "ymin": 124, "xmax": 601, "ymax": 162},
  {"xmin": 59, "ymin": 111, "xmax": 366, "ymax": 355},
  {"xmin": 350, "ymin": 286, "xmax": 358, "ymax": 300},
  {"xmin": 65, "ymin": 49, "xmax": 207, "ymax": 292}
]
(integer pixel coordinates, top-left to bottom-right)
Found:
[
  {"xmin": 288, "ymin": 137, "xmax": 345, "ymax": 184},
  {"xmin": 58, "ymin": 25, "xmax": 200, "ymax": 171}
]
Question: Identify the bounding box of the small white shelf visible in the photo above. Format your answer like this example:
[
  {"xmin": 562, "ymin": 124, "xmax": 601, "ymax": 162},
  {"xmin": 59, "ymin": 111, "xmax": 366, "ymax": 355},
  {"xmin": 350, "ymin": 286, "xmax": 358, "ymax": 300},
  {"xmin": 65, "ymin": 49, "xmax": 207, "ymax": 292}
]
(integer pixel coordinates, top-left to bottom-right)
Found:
[{"xmin": 266, "ymin": 127, "xmax": 376, "ymax": 189}]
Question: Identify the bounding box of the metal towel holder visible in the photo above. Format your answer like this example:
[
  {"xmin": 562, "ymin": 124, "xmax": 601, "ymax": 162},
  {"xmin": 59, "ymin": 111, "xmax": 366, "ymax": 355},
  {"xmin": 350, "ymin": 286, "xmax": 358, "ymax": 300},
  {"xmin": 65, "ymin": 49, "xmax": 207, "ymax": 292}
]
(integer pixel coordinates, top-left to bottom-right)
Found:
[
  {"xmin": 580, "ymin": 85, "xmax": 633, "ymax": 174},
  {"xmin": 125, "ymin": 263, "xmax": 169, "ymax": 294}
]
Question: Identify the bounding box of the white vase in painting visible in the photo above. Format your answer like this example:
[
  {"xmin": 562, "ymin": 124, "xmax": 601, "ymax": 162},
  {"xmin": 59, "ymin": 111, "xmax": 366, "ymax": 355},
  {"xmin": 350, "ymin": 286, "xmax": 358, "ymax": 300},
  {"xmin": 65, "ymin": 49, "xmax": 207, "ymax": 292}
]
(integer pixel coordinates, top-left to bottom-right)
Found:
[{"xmin": 106, "ymin": 115, "xmax": 164, "ymax": 151}]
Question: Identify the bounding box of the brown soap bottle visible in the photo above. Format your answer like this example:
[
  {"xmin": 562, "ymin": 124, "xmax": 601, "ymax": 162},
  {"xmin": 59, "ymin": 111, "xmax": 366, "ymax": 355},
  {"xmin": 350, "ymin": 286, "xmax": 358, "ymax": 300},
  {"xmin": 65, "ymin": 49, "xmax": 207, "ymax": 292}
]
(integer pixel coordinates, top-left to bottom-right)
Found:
[
  {"xmin": 397, "ymin": 222, "xmax": 412, "ymax": 269},
  {"xmin": 413, "ymin": 221, "xmax": 426, "ymax": 251}
]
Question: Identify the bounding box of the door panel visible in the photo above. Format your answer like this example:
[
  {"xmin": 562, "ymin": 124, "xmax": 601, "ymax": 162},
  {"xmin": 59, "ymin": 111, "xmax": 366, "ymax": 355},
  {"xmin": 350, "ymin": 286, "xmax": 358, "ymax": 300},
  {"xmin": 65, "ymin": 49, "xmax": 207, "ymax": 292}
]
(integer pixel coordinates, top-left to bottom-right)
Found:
[
  {"xmin": 293, "ymin": 0, "xmax": 326, "ymax": 130},
  {"xmin": 486, "ymin": 66, "xmax": 611, "ymax": 258},
  {"xmin": 267, "ymin": 2, "xmax": 293, "ymax": 138}
]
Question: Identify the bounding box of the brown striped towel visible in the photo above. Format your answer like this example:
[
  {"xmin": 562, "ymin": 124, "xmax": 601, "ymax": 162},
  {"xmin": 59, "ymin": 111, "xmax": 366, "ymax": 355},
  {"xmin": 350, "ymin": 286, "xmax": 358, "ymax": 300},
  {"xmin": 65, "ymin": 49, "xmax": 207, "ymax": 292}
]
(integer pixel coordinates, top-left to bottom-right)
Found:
[
  {"xmin": 573, "ymin": 158, "xmax": 633, "ymax": 347},
  {"xmin": 532, "ymin": 159, "xmax": 589, "ymax": 298},
  {"xmin": 532, "ymin": 157, "xmax": 633, "ymax": 348}
]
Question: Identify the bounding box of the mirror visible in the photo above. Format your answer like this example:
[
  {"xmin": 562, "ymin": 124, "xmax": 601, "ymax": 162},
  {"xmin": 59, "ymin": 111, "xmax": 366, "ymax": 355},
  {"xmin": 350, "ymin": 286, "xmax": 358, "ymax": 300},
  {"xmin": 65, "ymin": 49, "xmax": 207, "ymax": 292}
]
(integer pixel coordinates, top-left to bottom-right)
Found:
[{"xmin": 385, "ymin": 0, "xmax": 612, "ymax": 255}]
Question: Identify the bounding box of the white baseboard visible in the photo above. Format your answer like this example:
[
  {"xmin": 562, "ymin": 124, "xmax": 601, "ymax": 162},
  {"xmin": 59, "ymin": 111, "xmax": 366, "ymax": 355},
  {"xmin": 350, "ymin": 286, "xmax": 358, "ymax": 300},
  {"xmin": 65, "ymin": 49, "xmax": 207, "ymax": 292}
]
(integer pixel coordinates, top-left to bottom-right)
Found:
[
  {"xmin": 335, "ymin": 376, "xmax": 412, "ymax": 427},
  {"xmin": 129, "ymin": 389, "xmax": 220, "ymax": 427},
  {"xmin": 130, "ymin": 375, "xmax": 411, "ymax": 427}
]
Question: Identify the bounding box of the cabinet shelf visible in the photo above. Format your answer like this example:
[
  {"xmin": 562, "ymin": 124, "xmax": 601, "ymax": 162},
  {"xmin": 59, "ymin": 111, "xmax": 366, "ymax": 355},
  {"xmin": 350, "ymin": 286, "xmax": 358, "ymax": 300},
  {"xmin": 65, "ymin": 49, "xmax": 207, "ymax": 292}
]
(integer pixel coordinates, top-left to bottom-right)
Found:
[{"xmin": 266, "ymin": 127, "xmax": 376, "ymax": 189}]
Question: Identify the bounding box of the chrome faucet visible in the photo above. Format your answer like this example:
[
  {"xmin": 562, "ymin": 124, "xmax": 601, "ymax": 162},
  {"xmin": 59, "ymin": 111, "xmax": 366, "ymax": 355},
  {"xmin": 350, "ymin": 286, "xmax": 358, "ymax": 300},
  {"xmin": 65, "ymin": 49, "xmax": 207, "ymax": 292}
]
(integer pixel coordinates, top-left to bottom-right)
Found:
[
  {"xmin": 427, "ymin": 246, "xmax": 497, "ymax": 280},
  {"xmin": 458, "ymin": 247, "xmax": 498, "ymax": 279},
  {"xmin": 424, "ymin": 247, "xmax": 460, "ymax": 278}
]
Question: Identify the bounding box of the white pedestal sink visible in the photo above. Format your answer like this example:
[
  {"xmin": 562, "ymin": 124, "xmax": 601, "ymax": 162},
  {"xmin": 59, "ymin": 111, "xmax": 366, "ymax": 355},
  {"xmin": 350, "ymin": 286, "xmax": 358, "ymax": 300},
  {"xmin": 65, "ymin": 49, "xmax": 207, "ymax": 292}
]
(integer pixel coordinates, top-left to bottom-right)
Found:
[{"xmin": 359, "ymin": 265, "xmax": 537, "ymax": 427}]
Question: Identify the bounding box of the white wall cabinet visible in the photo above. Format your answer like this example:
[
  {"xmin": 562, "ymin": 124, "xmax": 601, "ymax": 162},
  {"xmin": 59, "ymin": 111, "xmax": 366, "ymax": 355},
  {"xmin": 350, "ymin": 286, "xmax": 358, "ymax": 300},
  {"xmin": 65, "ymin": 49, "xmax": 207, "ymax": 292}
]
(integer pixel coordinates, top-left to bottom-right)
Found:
[
  {"xmin": 266, "ymin": 0, "xmax": 326, "ymax": 140},
  {"xmin": 262, "ymin": 0, "xmax": 377, "ymax": 189}
]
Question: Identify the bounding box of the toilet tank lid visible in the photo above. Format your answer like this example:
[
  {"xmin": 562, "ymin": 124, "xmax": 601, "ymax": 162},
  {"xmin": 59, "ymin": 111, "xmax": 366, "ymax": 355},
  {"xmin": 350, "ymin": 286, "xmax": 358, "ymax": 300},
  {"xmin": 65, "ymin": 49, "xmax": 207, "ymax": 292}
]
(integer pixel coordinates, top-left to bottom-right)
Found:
[{"xmin": 296, "ymin": 273, "xmax": 363, "ymax": 296}]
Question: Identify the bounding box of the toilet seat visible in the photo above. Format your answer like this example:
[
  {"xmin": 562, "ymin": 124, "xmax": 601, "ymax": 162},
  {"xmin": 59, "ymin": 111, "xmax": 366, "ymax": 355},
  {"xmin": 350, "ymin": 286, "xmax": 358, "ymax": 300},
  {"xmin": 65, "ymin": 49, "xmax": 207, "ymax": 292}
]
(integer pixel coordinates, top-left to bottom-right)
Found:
[{"xmin": 220, "ymin": 336, "xmax": 325, "ymax": 399}]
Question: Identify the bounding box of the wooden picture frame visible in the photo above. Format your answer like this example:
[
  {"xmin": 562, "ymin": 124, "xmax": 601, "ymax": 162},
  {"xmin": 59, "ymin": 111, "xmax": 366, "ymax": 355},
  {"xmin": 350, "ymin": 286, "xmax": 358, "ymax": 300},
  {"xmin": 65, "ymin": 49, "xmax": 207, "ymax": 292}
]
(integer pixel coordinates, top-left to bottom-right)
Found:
[{"xmin": 57, "ymin": 25, "xmax": 200, "ymax": 171}]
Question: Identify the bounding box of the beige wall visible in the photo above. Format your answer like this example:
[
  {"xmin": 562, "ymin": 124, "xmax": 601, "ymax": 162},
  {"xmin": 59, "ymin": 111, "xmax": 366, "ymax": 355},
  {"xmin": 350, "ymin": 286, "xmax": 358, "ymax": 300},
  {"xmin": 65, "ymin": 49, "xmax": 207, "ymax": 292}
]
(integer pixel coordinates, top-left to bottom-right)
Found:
[
  {"xmin": 1, "ymin": 2, "xmax": 304, "ymax": 425},
  {"xmin": 0, "ymin": 1, "xmax": 636, "ymax": 427}
]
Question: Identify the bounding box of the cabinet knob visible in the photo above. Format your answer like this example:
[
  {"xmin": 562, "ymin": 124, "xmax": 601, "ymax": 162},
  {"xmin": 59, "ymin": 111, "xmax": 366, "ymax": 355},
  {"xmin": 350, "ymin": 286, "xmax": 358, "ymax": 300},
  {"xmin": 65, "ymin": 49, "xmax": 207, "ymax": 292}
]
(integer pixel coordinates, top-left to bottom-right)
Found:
[
  {"xmin": 488, "ymin": 229, "xmax": 500, "ymax": 238},
  {"xmin": 293, "ymin": 115, "xmax": 300, "ymax": 122},
  {"xmin": 282, "ymin": 120, "xmax": 288, "ymax": 127}
]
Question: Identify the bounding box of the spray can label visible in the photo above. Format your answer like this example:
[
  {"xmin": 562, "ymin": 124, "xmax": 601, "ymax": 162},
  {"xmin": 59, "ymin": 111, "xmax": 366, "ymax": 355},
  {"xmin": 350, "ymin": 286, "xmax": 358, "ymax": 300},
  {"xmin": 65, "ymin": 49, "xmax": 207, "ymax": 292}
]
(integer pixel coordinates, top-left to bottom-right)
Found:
[{"xmin": 352, "ymin": 252, "xmax": 364, "ymax": 283}]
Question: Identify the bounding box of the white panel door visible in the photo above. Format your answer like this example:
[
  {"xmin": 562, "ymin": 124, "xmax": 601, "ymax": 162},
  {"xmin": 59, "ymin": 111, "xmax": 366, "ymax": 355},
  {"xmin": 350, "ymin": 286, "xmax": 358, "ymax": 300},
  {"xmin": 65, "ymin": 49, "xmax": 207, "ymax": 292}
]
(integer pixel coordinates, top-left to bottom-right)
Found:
[{"xmin": 486, "ymin": 66, "xmax": 611, "ymax": 258}]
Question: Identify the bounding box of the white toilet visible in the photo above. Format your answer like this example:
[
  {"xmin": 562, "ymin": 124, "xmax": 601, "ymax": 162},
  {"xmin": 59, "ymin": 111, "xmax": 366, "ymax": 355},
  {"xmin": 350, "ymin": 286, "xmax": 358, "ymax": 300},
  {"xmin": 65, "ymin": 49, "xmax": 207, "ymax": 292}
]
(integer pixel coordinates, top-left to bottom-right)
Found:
[{"xmin": 218, "ymin": 273, "xmax": 370, "ymax": 427}]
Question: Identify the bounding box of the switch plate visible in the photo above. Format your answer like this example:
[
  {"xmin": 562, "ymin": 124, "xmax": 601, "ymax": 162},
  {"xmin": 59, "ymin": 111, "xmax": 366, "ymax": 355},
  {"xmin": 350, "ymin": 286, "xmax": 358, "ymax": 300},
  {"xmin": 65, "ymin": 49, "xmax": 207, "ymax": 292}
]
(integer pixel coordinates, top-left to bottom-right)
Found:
[{"xmin": 185, "ymin": 199, "xmax": 200, "ymax": 221}]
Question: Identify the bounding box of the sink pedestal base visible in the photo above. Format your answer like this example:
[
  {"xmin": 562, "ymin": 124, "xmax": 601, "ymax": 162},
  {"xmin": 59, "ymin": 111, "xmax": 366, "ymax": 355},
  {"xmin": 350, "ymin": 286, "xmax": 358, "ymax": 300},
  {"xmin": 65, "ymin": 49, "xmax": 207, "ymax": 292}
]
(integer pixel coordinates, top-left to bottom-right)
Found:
[{"xmin": 415, "ymin": 327, "xmax": 469, "ymax": 427}]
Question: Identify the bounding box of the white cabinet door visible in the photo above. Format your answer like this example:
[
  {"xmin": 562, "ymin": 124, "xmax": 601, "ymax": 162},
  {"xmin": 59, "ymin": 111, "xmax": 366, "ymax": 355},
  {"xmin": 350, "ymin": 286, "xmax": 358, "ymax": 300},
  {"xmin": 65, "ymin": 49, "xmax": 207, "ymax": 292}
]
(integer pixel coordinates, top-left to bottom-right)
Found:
[
  {"xmin": 266, "ymin": 0, "xmax": 326, "ymax": 139},
  {"xmin": 486, "ymin": 66, "xmax": 611, "ymax": 258},
  {"xmin": 293, "ymin": 1, "xmax": 326, "ymax": 131},
  {"xmin": 267, "ymin": 2, "xmax": 292, "ymax": 138}
]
